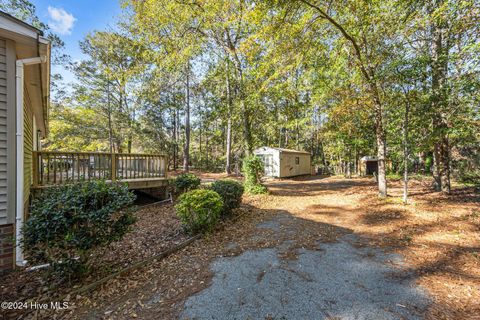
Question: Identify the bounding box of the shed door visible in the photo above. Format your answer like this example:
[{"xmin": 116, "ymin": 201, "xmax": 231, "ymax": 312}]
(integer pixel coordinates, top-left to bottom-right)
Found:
[
  {"xmin": 262, "ymin": 155, "xmax": 274, "ymax": 176},
  {"xmin": 366, "ymin": 161, "xmax": 378, "ymax": 175}
]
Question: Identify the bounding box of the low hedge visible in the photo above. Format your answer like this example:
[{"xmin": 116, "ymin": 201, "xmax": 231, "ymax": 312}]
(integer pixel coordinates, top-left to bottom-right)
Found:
[
  {"xmin": 22, "ymin": 181, "xmax": 136, "ymax": 280},
  {"xmin": 210, "ymin": 179, "xmax": 244, "ymax": 214},
  {"xmin": 175, "ymin": 173, "xmax": 201, "ymax": 193}
]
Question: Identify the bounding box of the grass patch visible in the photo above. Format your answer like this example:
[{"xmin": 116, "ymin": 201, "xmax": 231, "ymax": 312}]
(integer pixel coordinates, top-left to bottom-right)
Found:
[{"xmin": 386, "ymin": 173, "xmax": 402, "ymax": 180}]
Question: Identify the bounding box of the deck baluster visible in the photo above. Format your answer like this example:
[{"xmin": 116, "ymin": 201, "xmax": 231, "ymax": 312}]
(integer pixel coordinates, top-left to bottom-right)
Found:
[{"xmin": 32, "ymin": 151, "xmax": 168, "ymax": 188}]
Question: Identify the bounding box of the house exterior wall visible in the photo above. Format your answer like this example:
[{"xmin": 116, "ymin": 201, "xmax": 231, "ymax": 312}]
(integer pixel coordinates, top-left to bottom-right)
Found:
[
  {"xmin": 0, "ymin": 13, "xmax": 50, "ymax": 274},
  {"xmin": 0, "ymin": 223, "xmax": 14, "ymax": 274},
  {"xmin": 279, "ymin": 153, "xmax": 311, "ymax": 178},
  {"xmin": 5, "ymin": 39, "xmax": 15, "ymax": 226},
  {"xmin": 23, "ymin": 87, "xmax": 33, "ymax": 205},
  {"xmin": 0, "ymin": 36, "xmax": 38, "ymax": 274},
  {"xmin": 0, "ymin": 37, "xmax": 15, "ymax": 274},
  {"xmin": 0, "ymin": 38, "xmax": 8, "ymax": 226}
]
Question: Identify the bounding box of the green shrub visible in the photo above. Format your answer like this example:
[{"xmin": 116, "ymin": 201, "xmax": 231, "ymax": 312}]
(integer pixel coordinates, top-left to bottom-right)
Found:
[
  {"xmin": 242, "ymin": 155, "xmax": 268, "ymax": 194},
  {"xmin": 246, "ymin": 183, "xmax": 268, "ymax": 195},
  {"xmin": 175, "ymin": 173, "xmax": 201, "ymax": 193},
  {"xmin": 22, "ymin": 181, "xmax": 136, "ymax": 280},
  {"xmin": 458, "ymin": 171, "xmax": 480, "ymax": 187},
  {"xmin": 175, "ymin": 189, "xmax": 223, "ymax": 234},
  {"xmin": 210, "ymin": 179, "xmax": 244, "ymax": 214},
  {"xmin": 425, "ymin": 156, "xmax": 433, "ymax": 174}
]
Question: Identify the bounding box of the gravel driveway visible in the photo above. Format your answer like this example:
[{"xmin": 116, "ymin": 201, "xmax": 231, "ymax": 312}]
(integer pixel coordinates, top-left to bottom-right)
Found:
[{"xmin": 181, "ymin": 214, "xmax": 431, "ymax": 320}]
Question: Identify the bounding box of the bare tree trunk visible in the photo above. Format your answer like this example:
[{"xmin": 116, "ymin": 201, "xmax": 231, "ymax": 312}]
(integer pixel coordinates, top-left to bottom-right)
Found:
[
  {"xmin": 439, "ymin": 135, "xmax": 451, "ymax": 193},
  {"xmin": 377, "ymin": 136, "xmax": 387, "ymax": 197},
  {"xmin": 106, "ymin": 56, "xmax": 114, "ymax": 154},
  {"xmin": 172, "ymin": 110, "xmax": 177, "ymax": 170},
  {"xmin": 418, "ymin": 152, "xmax": 426, "ymax": 174},
  {"xmin": 433, "ymin": 143, "xmax": 441, "ymax": 190},
  {"xmin": 374, "ymin": 96, "xmax": 388, "ymax": 198},
  {"xmin": 199, "ymin": 118, "xmax": 203, "ymax": 168},
  {"xmin": 175, "ymin": 105, "xmax": 180, "ymax": 170},
  {"xmin": 127, "ymin": 140, "xmax": 132, "ymax": 154},
  {"xmin": 205, "ymin": 130, "xmax": 209, "ymax": 169},
  {"xmin": 278, "ymin": 127, "xmax": 282, "ymax": 148},
  {"xmin": 276, "ymin": 104, "xmax": 282, "ymax": 148},
  {"xmin": 107, "ymin": 82, "xmax": 113, "ymax": 153},
  {"xmin": 233, "ymin": 61, "xmax": 252, "ymax": 155},
  {"xmin": 183, "ymin": 63, "xmax": 190, "ymax": 172},
  {"xmin": 239, "ymin": 99, "xmax": 252, "ymax": 155},
  {"xmin": 172, "ymin": 95, "xmax": 178, "ymax": 170},
  {"xmin": 118, "ymin": 85, "xmax": 124, "ymax": 153},
  {"xmin": 430, "ymin": 0, "xmax": 451, "ymax": 193},
  {"xmin": 107, "ymin": 111, "xmax": 113, "ymax": 153},
  {"xmin": 296, "ymin": 119, "xmax": 300, "ymax": 150},
  {"xmin": 403, "ymin": 98, "xmax": 410, "ymax": 204},
  {"xmin": 225, "ymin": 59, "xmax": 232, "ymax": 174}
]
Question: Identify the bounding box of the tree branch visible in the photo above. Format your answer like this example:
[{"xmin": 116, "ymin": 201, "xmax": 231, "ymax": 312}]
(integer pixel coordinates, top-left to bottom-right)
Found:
[{"xmin": 298, "ymin": 0, "xmax": 371, "ymax": 81}]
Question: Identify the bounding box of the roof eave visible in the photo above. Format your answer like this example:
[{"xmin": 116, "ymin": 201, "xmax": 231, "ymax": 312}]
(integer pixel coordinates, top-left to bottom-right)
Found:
[
  {"xmin": 0, "ymin": 11, "xmax": 43, "ymax": 37},
  {"xmin": 39, "ymin": 37, "xmax": 51, "ymax": 137}
]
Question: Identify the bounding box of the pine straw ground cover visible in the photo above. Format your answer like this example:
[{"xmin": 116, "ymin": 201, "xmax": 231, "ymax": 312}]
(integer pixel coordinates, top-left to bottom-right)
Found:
[
  {"xmin": 0, "ymin": 203, "xmax": 189, "ymax": 320},
  {"xmin": 56, "ymin": 203, "xmax": 343, "ymax": 319},
  {"xmin": 257, "ymin": 176, "xmax": 480, "ymax": 319},
  {"xmin": 2, "ymin": 176, "xmax": 478, "ymax": 319}
]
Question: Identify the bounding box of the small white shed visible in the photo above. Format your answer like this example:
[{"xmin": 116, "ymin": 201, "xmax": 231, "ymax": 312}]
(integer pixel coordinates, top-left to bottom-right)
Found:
[
  {"xmin": 360, "ymin": 156, "xmax": 378, "ymax": 176},
  {"xmin": 253, "ymin": 147, "xmax": 311, "ymax": 178}
]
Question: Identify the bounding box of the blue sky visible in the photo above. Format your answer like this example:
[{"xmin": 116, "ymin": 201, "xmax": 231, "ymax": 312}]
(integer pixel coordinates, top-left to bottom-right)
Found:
[{"xmin": 31, "ymin": 0, "xmax": 122, "ymax": 83}]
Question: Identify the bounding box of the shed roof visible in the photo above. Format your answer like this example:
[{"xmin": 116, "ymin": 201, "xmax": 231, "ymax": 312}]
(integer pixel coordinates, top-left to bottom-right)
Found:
[{"xmin": 254, "ymin": 146, "xmax": 310, "ymax": 155}]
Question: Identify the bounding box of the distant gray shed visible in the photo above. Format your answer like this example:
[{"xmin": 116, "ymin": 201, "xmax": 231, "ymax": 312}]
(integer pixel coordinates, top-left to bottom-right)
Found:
[
  {"xmin": 254, "ymin": 147, "xmax": 311, "ymax": 178},
  {"xmin": 360, "ymin": 156, "xmax": 378, "ymax": 176}
]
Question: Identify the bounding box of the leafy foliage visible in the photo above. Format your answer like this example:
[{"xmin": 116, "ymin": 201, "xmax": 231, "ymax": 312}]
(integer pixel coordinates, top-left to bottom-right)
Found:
[
  {"xmin": 210, "ymin": 179, "xmax": 244, "ymax": 214},
  {"xmin": 242, "ymin": 156, "xmax": 268, "ymax": 195},
  {"xmin": 6, "ymin": 0, "xmax": 480, "ymax": 196},
  {"xmin": 175, "ymin": 189, "xmax": 223, "ymax": 234},
  {"xmin": 246, "ymin": 183, "xmax": 268, "ymax": 195},
  {"xmin": 22, "ymin": 181, "xmax": 136, "ymax": 279},
  {"xmin": 175, "ymin": 173, "xmax": 201, "ymax": 193}
]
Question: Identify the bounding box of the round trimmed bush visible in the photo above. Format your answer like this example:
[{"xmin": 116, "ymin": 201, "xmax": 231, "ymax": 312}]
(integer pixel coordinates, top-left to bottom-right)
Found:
[
  {"xmin": 175, "ymin": 189, "xmax": 223, "ymax": 234},
  {"xmin": 175, "ymin": 173, "xmax": 201, "ymax": 193},
  {"xmin": 210, "ymin": 179, "xmax": 244, "ymax": 214}
]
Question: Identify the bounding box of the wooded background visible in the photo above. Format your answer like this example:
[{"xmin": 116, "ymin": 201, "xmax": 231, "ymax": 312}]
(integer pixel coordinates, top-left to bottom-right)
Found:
[{"xmin": 1, "ymin": 0, "xmax": 479, "ymax": 196}]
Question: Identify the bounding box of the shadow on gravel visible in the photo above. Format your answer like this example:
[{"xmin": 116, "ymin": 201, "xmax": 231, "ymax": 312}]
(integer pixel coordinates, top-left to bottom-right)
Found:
[{"xmin": 181, "ymin": 211, "xmax": 431, "ymax": 320}]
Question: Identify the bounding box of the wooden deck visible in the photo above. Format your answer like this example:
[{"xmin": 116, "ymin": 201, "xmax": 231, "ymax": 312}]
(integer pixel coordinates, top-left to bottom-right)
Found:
[{"xmin": 32, "ymin": 151, "xmax": 169, "ymax": 190}]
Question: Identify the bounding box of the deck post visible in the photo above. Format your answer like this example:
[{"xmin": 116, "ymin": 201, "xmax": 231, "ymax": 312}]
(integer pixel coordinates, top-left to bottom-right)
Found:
[
  {"xmin": 165, "ymin": 155, "xmax": 168, "ymax": 178},
  {"xmin": 111, "ymin": 153, "xmax": 116, "ymax": 181},
  {"xmin": 32, "ymin": 151, "xmax": 38, "ymax": 187}
]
